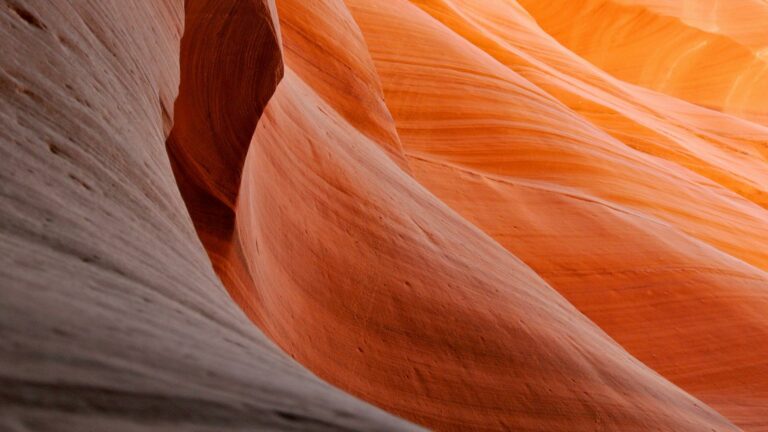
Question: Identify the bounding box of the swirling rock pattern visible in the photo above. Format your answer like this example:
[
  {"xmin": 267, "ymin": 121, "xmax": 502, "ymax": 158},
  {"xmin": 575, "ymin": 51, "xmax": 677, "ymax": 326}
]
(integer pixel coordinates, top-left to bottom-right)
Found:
[
  {"xmin": 518, "ymin": 0, "xmax": 768, "ymax": 126},
  {"xmin": 0, "ymin": 1, "xmax": 419, "ymax": 431},
  {"xmin": 1, "ymin": 0, "xmax": 766, "ymax": 431}
]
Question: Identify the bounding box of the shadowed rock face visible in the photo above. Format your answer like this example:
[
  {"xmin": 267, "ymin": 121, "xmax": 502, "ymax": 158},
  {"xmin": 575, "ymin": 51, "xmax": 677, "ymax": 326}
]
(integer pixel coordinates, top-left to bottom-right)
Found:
[
  {"xmin": 1, "ymin": 1, "xmax": 766, "ymax": 432},
  {"xmin": 166, "ymin": 0, "xmax": 284, "ymax": 264}
]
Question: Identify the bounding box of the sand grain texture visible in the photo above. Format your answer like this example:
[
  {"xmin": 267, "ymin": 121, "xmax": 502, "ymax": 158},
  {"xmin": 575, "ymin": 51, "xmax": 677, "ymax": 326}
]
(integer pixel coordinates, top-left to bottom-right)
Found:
[
  {"xmin": 0, "ymin": 1, "xmax": 421, "ymax": 431},
  {"xmin": 2, "ymin": 0, "xmax": 767, "ymax": 431}
]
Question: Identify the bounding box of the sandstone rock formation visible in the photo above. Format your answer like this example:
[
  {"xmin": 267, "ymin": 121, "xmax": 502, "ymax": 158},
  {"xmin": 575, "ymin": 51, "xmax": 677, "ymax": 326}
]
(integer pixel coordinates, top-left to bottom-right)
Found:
[
  {"xmin": 0, "ymin": 1, "xmax": 418, "ymax": 430},
  {"xmin": 2, "ymin": 0, "xmax": 766, "ymax": 431},
  {"xmin": 517, "ymin": 0, "xmax": 768, "ymax": 126},
  {"xmin": 360, "ymin": 2, "xmax": 768, "ymax": 428}
]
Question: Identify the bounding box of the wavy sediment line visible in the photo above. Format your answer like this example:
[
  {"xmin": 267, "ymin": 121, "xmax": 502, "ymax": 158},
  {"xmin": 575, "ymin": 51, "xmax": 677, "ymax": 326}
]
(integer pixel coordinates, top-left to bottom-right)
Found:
[
  {"xmin": 167, "ymin": 0, "xmax": 747, "ymax": 430},
  {"xmin": 350, "ymin": 0, "xmax": 768, "ymax": 428},
  {"xmin": 4, "ymin": 0, "xmax": 767, "ymax": 431},
  {"xmin": 517, "ymin": 0, "xmax": 768, "ymax": 125},
  {"xmin": 166, "ymin": 0, "xmax": 284, "ymax": 262},
  {"xmin": 0, "ymin": 0, "xmax": 420, "ymax": 430}
]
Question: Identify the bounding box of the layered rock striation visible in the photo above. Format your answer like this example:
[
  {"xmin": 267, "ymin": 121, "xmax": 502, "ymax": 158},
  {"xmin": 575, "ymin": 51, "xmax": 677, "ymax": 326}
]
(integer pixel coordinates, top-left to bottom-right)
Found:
[{"xmin": 2, "ymin": 1, "xmax": 766, "ymax": 431}]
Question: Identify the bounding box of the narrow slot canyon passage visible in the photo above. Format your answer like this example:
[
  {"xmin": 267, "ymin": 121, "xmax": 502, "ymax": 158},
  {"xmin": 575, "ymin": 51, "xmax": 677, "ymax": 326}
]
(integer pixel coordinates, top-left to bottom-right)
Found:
[{"xmin": 3, "ymin": 0, "xmax": 768, "ymax": 431}]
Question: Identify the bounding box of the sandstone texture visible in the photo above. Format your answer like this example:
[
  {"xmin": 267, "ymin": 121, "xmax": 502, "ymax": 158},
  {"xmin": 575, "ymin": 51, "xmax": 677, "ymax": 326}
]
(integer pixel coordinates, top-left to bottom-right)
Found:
[
  {"xmin": 2, "ymin": 1, "xmax": 766, "ymax": 431},
  {"xmin": 0, "ymin": 1, "xmax": 419, "ymax": 430}
]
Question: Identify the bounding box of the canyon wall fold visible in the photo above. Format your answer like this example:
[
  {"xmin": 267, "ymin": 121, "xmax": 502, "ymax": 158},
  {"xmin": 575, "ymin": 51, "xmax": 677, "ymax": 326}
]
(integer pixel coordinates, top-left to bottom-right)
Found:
[
  {"xmin": 173, "ymin": 0, "xmax": 761, "ymax": 430},
  {"xmin": 2, "ymin": 0, "xmax": 767, "ymax": 431},
  {"xmin": 0, "ymin": 1, "xmax": 419, "ymax": 430},
  {"xmin": 348, "ymin": 0, "xmax": 768, "ymax": 429},
  {"xmin": 517, "ymin": 0, "xmax": 768, "ymax": 126}
]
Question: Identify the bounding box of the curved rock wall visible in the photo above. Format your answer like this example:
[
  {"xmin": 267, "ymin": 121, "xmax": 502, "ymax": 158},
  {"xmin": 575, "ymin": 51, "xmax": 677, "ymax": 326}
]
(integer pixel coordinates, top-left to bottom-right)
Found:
[
  {"xmin": 3, "ymin": 0, "xmax": 767, "ymax": 431},
  {"xmin": 0, "ymin": 1, "xmax": 418, "ymax": 430},
  {"xmin": 518, "ymin": 0, "xmax": 768, "ymax": 125}
]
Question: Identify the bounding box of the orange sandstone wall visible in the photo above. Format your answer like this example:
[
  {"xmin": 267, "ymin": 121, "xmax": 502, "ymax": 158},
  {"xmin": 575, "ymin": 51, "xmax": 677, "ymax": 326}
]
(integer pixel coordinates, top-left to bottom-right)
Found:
[
  {"xmin": 6, "ymin": 0, "xmax": 765, "ymax": 431},
  {"xmin": 0, "ymin": 1, "xmax": 420, "ymax": 430},
  {"xmin": 517, "ymin": 0, "xmax": 768, "ymax": 125},
  {"xmin": 349, "ymin": 0, "xmax": 768, "ymax": 429},
  {"xmin": 175, "ymin": 0, "xmax": 763, "ymax": 430}
]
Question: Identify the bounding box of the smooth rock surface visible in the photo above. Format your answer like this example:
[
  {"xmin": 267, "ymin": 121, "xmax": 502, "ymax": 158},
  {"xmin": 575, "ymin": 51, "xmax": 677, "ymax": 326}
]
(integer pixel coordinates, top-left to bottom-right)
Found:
[
  {"xmin": 0, "ymin": 1, "xmax": 420, "ymax": 430},
  {"xmin": 518, "ymin": 0, "xmax": 768, "ymax": 125},
  {"xmin": 349, "ymin": 0, "xmax": 768, "ymax": 429},
  {"xmin": 2, "ymin": 0, "xmax": 766, "ymax": 431}
]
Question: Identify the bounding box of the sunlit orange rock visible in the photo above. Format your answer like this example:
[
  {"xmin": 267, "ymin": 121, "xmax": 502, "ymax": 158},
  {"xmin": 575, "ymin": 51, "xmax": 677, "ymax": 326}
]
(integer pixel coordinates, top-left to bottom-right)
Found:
[
  {"xmin": 164, "ymin": 0, "xmax": 761, "ymax": 430},
  {"xmin": 347, "ymin": 0, "xmax": 768, "ymax": 429},
  {"xmin": 3, "ymin": 0, "xmax": 767, "ymax": 431},
  {"xmin": 517, "ymin": 0, "xmax": 768, "ymax": 125}
]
